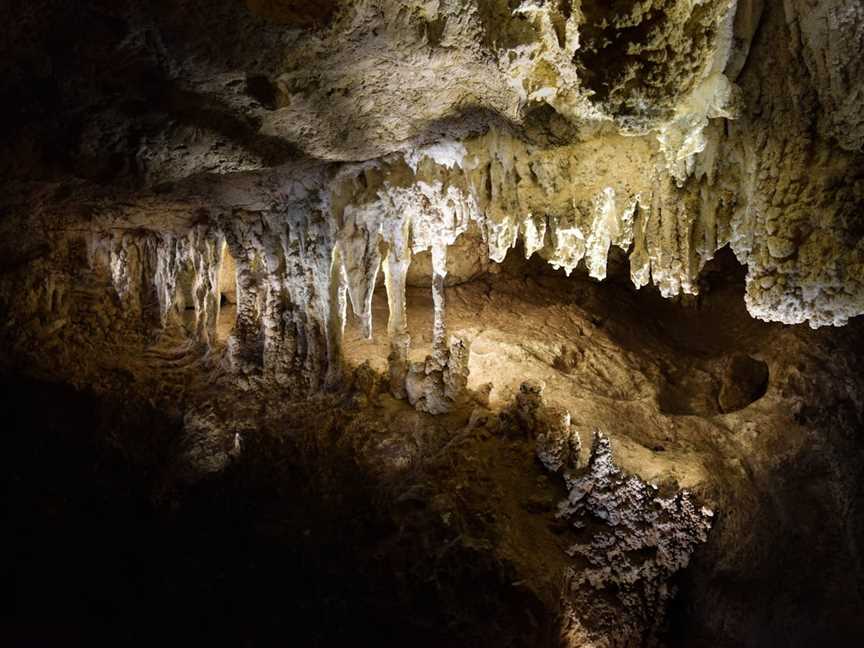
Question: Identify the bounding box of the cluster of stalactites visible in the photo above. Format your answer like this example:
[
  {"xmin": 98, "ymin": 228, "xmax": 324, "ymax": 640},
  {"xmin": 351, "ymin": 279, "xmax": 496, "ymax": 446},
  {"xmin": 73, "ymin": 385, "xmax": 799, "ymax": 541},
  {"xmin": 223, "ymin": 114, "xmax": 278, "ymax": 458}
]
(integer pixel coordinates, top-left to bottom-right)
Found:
[
  {"xmin": 334, "ymin": 177, "xmax": 477, "ymax": 411},
  {"xmin": 324, "ymin": 154, "xmax": 728, "ymax": 408},
  {"xmin": 86, "ymin": 182, "xmax": 476, "ymax": 408},
  {"xmin": 214, "ymin": 210, "xmax": 337, "ymax": 389},
  {"xmin": 91, "ymin": 226, "xmax": 224, "ymax": 344},
  {"xmin": 90, "ymin": 136, "xmax": 732, "ymax": 409}
]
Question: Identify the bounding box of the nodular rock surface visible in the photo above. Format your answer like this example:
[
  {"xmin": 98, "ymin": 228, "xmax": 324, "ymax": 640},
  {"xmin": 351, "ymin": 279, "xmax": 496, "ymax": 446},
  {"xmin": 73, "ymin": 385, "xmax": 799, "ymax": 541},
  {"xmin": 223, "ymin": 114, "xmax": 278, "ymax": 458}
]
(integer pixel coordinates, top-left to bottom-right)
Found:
[{"xmin": 3, "ymin": 1, "xmax": 864, "ymax": 646}]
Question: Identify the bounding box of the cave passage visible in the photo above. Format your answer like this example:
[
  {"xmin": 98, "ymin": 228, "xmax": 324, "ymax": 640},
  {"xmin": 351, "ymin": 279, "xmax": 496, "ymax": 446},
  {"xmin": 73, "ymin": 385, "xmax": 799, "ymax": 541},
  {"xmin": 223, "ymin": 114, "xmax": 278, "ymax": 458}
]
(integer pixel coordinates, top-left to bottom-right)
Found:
[{"xmin": 343, "ymin": 244, "xmax": 774, "ymax": 420}]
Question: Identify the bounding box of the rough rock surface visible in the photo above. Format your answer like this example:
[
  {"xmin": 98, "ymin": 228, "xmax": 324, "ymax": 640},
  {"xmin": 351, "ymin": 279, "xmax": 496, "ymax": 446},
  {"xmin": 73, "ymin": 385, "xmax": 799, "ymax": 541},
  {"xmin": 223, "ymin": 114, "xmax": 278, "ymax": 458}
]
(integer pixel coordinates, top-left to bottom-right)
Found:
[
  {"xmin": 3, "ymin": 1, "xmax": 864, "ymax": 646},
  {"xmin": 558, "ymin": 432, "xmax": 714, "ymax": 645},
  {"xmin": 4, "ymin": 0, "xmax": 864, "ymax": 332}
]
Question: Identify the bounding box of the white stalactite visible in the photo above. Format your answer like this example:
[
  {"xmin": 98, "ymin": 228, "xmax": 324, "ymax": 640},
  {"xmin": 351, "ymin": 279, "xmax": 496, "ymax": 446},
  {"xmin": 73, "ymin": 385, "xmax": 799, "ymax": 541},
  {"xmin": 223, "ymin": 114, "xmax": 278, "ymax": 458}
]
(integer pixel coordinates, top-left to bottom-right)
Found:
[
  {"xmin": 430, "ymin": 242, "xmax": 448, "ymax": 363},
  {"xmin": 382, "ymin": 219, "xmax": 412, "ymax": 399}
]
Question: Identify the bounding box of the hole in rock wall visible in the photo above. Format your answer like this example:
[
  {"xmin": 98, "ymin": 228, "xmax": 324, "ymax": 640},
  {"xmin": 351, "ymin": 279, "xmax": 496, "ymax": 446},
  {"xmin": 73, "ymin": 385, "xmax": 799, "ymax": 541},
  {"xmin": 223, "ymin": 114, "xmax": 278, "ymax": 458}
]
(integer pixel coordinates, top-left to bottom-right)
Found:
[
  {"xmin": 721, "ymin": 354, "xmax": 769, "ymax": 412},
  {"xmin": 245, "ymin": 74, "xmax": 279, "ymax": 110},
  {"xmin": 658, "ymin": 353, "xmax": 769, "ymax": 416}
]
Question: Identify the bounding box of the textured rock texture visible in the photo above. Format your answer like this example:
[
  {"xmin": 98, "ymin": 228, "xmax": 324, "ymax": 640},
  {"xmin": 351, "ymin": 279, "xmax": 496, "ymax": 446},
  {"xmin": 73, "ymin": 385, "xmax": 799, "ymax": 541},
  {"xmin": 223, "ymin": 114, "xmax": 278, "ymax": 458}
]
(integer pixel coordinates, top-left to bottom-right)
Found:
[
  {"xmin": 558, "ymin": 432, "xmax": 713, "ymax": 645},
  {"xmin": 4, "ymin": 0, "xmax": 864, "ymax": 334},
  {"xmin": 3, "ymin": 1, "xmax": 864, "ymax": 646}
]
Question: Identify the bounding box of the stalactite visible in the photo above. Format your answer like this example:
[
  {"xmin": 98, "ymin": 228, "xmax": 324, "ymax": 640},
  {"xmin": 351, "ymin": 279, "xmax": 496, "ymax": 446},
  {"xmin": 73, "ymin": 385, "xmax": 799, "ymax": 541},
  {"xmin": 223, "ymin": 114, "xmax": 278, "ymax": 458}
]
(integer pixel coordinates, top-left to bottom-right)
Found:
[
  {"xmin": 335, "ymin": 198, "xmax": 385, "ymax": 344},
  {"xmin": 430, "ymin": 242, "xmax": 448, "ymax": 364},
  {"xmin": 106, "ymin": 230, "xmax": 172, "ymax": 333},
  {"xmin": 547, "ymin": 210, "xmax": 587, "ymax": 276},
  {"xmin": 221, "ymin": 218, "xmax": 266, "ymax": 369},
  {"xmin": 522, "ymin": 214, "xmax": 547, "ymax": 259},
  {"xmin": 258, "ymin": 217, "xmax": 296, "ymax": 385},
  {"xmin": 109, "ymin": 234, "xmax": 143, "ymax": 317},
  {"xmin": 138, "ymin": 237, "xmax": 160, "ymax": 330},
  {"xmin": 279, "ymin": 215, "xmax": 326, "ymax": 388},
  {"xmin": 280, "ymin": 222, "xmax": 312, "ymax": 379},
  {"xmin": 382, "ymin": 224, "xmax": 412, "ymax": 399},
  {"xmin": 247, "ymin": 205, "xmax": 346, "ymax": 391},
  {"xmin": 325, "ymin": 243, "xmax": 349, "ymax": 387},
  {"xmin": 584, "ymin": 188, "xmax": 621, "ymax": 281},
  {"xmin": 188, "ymin": 226, "xmax": 223, "ymax": 347},
  {"xmin": 305, "ymin": 209, "xmax": 341, "ymax": 390},
  {"xmin": 153, "ymin": 234, "xmax": 182, "ymax": 329},
  {"xmin": 629, "ymin": 201, "xmax": 652, "ymax": 289}
]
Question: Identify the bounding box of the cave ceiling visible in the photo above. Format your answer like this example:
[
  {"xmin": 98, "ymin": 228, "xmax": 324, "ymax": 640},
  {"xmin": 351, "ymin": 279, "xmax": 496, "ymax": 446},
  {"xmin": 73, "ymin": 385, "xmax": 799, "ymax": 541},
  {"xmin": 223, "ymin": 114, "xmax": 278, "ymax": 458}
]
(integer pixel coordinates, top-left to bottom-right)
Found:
[{"xmin": 4, "ymin": 0, "xmax": 864, "ymax": 332}]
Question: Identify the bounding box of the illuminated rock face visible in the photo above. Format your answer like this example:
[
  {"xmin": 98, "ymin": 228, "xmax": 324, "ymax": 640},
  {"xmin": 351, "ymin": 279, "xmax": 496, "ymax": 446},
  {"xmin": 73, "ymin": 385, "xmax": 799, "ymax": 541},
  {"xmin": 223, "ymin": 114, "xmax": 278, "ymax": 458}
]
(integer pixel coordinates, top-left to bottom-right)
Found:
[
  {"xmin": 3, "ymin": 1, "xmax": 864, "ymax": 645},
  {"xmin": 4, "ymin": 0, "xmax": 864, "ymax": 353}
]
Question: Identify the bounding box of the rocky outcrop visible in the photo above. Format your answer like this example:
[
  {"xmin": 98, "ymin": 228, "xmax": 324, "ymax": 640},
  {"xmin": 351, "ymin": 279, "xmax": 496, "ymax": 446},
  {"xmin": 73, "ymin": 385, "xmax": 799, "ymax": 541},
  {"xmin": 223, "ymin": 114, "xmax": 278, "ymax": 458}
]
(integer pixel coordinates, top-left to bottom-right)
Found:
[
  {"xmin": 500, "ymin": 381, "xmax": 714, "ymax": 645},
  {"xmin": 557, "ymin": 432, "xmax": 714, "ymax": 645}
]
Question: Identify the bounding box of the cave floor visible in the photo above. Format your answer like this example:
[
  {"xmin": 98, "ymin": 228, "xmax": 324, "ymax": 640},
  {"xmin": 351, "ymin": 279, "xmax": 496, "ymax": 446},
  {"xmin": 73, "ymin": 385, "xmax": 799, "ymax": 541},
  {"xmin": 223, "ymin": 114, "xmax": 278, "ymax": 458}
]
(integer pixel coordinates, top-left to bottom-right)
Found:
[{"xmin": 342, "ymin": 267, "xmax": 783, "ymax": 491}]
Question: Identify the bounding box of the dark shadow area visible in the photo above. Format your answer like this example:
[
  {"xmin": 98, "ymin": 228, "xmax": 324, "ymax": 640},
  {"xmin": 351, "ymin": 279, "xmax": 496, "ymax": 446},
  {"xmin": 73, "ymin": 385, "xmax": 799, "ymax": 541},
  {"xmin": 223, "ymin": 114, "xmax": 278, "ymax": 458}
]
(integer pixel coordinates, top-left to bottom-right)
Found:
[
  {"xmin": 0, "ymin": 0, "xmax": 298, "ymax": 185},
  {"xmin": 246, "ymin": 74, "xmax": 280, "ymax": 110},
  {"xmin": 665, "ymin": 387, "xmax": 864, "ymax": 647},
  {"xmin": 2, "ymin": 378, "xmax": 554, "ymax": 647},
  {"xmin": 719, "ymin": 354, "xmax": 769, "ymax": 412},
  {"xmin": 244, "ymin": 0, "xmax": 340, "ymax": 28},
  {"xmin": 156, "ymin": 84, "xmax": 300, "ymax": 167}
]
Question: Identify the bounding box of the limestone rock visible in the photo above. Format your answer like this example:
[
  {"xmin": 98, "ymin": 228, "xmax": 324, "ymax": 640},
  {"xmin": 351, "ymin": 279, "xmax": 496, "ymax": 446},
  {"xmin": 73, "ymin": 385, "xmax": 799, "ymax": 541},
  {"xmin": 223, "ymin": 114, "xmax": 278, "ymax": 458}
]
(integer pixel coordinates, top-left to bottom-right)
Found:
[{"xmin": 557, "ymin": 431, "xmax": 714, "ymax": 644}]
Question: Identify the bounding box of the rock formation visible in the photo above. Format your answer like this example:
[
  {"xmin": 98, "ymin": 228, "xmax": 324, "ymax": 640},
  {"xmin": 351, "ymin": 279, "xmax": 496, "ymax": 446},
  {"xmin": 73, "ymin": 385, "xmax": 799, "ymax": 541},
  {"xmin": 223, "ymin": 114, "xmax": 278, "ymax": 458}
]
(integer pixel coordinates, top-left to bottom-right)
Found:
[{"xmin": 3, "ymin": 1, "xmax": 864, "ymax": 646}]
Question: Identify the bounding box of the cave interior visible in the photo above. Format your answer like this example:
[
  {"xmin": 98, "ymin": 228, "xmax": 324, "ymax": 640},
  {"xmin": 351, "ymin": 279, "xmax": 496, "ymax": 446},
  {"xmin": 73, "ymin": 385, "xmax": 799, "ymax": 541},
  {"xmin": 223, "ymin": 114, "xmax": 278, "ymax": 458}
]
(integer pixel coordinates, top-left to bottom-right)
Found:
[{"xmin": 3, "ymin": 1, "xmax": 864, "ymax": 646}]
